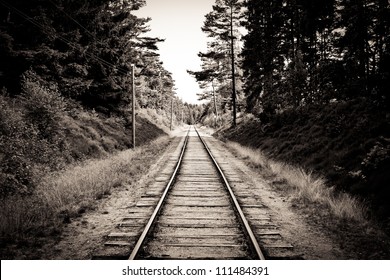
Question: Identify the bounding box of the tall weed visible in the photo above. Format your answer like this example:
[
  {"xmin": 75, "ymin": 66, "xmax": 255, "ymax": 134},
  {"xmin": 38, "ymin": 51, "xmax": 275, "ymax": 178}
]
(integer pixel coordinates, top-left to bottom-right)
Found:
[
  {"xmin": 0, "ymin": 136, "xmax": 170, "ymax": 240},
  {"xmin": 226, "ymin": 141, "xmax": 367, "ymax": 222}
]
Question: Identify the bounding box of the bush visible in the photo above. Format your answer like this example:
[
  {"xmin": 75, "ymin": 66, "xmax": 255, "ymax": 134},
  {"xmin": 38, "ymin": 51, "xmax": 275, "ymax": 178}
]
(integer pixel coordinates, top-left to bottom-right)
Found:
[
  {"xmin": 0, "ymin": 95, "xmax": 37, "ymax": 196},
  {"xmin": 361, "ymin": 138, "xmax": 390, "ymax": 175},
  {"xmin": 20, "ymin": 70, "xmax": 66, "ymax": 142},
  {"xmin": 0, "ymin": 72, "xmax": 71, "ymax": 197}
]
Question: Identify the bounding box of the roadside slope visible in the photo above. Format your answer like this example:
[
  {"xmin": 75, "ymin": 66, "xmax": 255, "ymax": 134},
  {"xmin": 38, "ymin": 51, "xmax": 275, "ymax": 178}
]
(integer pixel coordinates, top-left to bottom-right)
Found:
[{"xmin": 216, "ymin": 99, "xmax": 390, "ymax": 226}]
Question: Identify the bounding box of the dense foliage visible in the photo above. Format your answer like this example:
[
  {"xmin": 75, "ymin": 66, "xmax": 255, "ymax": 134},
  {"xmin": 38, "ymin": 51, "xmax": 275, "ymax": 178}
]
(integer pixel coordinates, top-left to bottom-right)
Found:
[
  {"xmin": 242, "ymin": 0, "xmax": 390, "ymax": 116},
  {"xmin": 239, "ymin": 1, "xmax": 390, "ymax": 219},
  {"xmin": 0, "ymin": 0, "xmax": 197, "ymax": 197},
  {"xmin": 193, "ymin": 0, "xmax": 389, "ymax": 120},
  {"xmin": 0, "ymin": 0, "xmax": 180, "ymax": 112}
]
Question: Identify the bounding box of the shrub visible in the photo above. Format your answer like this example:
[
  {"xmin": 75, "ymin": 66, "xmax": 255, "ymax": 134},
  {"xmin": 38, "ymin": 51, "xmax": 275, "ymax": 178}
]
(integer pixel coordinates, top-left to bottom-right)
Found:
[
  {"xmin": 20, "ymin": 70, "xmax": 66, "ymax": 142},
  {"xmin": 0, "ymin": 95, "xmax": 37, "ymax": 196},
  {"xmin": 361, "ymin": 138, "xmax": 390, "ymax": 175},
  {"xmin": 0, "ymin": 72, "xmax": 71, "ymax": 197}
]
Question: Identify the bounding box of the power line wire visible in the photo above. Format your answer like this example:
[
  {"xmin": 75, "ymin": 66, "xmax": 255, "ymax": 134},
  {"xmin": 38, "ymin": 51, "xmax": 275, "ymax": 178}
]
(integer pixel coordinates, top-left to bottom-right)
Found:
[{"xmin": 0, "ymin": 0, "xmax": 130, "ymax": 76}]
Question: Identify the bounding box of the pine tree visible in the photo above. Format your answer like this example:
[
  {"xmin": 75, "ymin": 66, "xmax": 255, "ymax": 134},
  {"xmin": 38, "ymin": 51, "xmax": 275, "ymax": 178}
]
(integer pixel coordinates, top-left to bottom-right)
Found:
[
  {"xmin": 201, "ymin": 0, "xmax": 244, "ymax": 126},
  {"xmin": 242, "ymin": 0, "xmax": 285, "ymax": 116},
  {"xmin": 187, "ymin": 42, "xmax": 230, "ymax": 126}
]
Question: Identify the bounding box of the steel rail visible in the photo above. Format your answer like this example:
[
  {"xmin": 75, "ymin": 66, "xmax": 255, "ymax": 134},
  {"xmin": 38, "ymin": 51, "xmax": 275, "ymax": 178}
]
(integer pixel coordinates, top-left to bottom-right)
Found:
[
  {"xmin": 128, "ymin": 128, "xmax": 190, "ymax": 260},
  {"xmin": 194, "ymin": 126, "xmax": 266, "ymax": 260}
]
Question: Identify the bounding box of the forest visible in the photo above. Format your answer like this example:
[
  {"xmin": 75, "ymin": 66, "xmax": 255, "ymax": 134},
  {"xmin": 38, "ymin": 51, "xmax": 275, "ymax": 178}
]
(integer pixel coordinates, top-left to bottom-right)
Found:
[
  {"xmin": 189, "ymin": 0, "xmax": 390, "ymax": 224},
  {"xmin": 0, "ymin": 0, "xmax": 389, "ymax": 257}
]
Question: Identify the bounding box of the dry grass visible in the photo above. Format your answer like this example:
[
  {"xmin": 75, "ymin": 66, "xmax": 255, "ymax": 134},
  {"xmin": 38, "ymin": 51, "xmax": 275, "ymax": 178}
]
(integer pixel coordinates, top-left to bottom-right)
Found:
[
  {"xmin": 226, "ymin": 141, "xmax": 367, "ymax": 223},
  {"xmin": 0, "ymin": 136, "xmax": 170, "ymax": 240},
  {"xmin": 0, "ymin": 196, "xmax": 55, "ymax": 238},
  {"xmin": 139, "ymin": 108, "xmax": 173, "ymax": 133}
]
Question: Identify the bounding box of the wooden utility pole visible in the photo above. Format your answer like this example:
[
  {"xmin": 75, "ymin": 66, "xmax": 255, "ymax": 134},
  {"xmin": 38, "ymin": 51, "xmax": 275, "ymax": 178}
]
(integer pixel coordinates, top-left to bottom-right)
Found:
[{"xmin": 131, "ymin": 64, "xmax": 136, "ymax": 148}]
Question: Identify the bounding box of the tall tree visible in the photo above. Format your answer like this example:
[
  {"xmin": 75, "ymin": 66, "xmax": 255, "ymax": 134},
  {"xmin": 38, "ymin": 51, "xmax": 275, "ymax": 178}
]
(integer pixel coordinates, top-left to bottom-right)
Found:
[
  {"xmin": 0, "ymin": 0, "xmax": 167, "ymax": 114},
  {"xmin": 242, "ymin": 0, "xmax": 285, "ymax": 116},
  {"xmin": 241, "ymin": 0, "xmax": 390, "ymax": 114},
  {"xmin": 201, "ymin": 0, "xmax": 244, "ymax": 126},
  {"xmin": 187, "ymin": 42, "xmax": 229, "ymax": 126},
  {"xmin": 335, "ymin": 0, "xmax": 389, "ymax": 103}
]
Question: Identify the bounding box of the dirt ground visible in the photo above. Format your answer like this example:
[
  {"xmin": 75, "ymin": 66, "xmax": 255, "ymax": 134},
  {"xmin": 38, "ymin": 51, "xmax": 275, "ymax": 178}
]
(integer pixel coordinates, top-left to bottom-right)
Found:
[{"xmin": 6, "ymin": 125, "xmax": 390, "ymax": 259}]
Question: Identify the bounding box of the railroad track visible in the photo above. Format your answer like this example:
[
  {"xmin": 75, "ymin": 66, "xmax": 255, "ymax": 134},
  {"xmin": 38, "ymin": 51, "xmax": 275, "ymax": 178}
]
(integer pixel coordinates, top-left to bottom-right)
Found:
[
  {"xmin": 93, "ymin": 126, "xmax": 294, "ymax": 260},
  {"xmin": 128, "ymin": 126, "xmax": 265, "ymax": 260}
]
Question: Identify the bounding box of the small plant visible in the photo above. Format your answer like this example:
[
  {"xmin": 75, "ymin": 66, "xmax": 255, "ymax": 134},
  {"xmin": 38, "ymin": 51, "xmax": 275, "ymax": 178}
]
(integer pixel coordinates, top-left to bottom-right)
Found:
[{"xmin": 361, "ymin": 139, "xmax": 390, "ymax": 174}]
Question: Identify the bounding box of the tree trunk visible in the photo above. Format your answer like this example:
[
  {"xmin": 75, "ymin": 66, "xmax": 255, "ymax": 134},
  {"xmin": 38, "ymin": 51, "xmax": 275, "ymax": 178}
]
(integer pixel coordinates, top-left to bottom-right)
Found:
[
  {"xmin": 230, "ymin": 5, "xmax": 237, "ymax": 127},
  {"xmin": 212, "ymin": 79, "xmax": 219, "ymax": 127}
]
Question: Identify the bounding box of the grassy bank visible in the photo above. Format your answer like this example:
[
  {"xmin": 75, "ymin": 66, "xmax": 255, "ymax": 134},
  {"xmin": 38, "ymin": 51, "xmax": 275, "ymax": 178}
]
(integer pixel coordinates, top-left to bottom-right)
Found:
[
  {"xmin": 0, "ymin": 79, "xmax": 174, "ymax": 258},
  {"xmin": 226, "ymin": 141, "xmax": 367, "ymax": 222},
  {"xmin": 0, "ymin": 89, "xmax": 165, "ymax": 198},
  {"xmin": 0, "ymin": 135, "xmax": 171, "ymax": 257},
  {"xmin": 217, "ymin": 99, "xmax": 390, "ymax": 224}
]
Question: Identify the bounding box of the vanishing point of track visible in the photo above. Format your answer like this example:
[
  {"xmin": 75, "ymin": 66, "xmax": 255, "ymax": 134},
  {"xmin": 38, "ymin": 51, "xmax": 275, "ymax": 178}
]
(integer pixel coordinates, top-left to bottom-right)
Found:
[{"xmin": 128, "ymin": 126, "xmax": 265, "ymax": 260}]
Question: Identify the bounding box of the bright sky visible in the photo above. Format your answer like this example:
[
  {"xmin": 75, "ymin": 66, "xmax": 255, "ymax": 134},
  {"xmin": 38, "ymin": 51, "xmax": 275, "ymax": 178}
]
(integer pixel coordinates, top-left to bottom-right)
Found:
[{"xmin": 134, "ymin": 0, "xmax": 215, "ymax": 104}]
